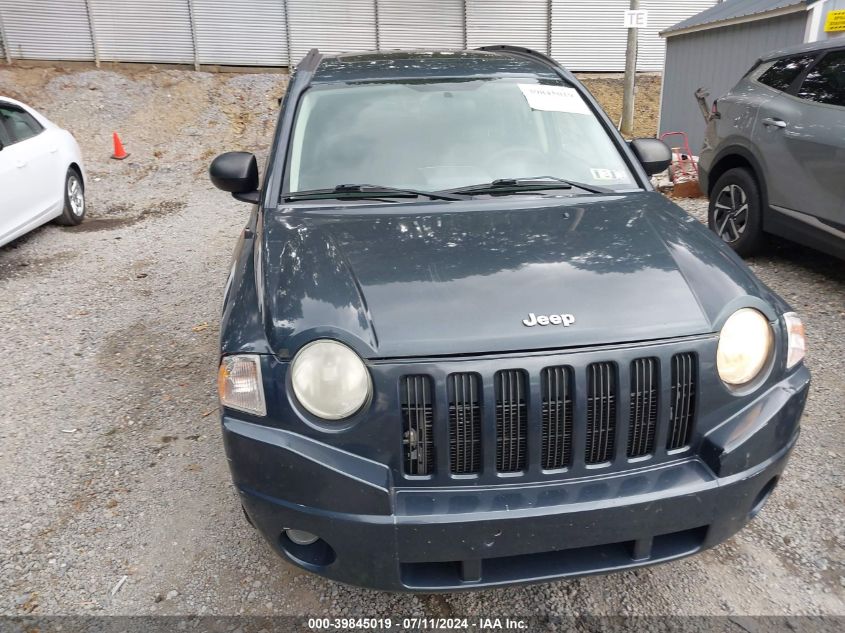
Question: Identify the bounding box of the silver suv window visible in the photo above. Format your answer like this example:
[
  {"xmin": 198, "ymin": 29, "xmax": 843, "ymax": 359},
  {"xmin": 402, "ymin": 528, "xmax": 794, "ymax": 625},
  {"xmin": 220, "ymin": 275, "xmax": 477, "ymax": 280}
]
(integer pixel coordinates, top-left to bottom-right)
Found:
[
  {"xmin": 756, "ymin": 54, "xmax": 816, "ymax": 92},
  {"xmin": 797, "ymin": 50, "xmax": 845, "ymax": 107}
]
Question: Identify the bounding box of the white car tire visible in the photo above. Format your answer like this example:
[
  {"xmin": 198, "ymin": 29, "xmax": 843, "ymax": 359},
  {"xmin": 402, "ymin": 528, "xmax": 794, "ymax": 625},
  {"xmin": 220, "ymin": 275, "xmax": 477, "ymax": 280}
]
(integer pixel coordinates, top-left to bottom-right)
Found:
[{"xmin": 55, "ymin": 167, "xmax": 86, "ymax": 226}]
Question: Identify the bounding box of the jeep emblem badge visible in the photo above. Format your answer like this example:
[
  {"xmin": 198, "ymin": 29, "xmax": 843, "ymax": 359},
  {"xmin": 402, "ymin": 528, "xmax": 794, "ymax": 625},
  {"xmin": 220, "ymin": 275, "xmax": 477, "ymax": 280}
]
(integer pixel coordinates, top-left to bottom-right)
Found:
[{"xmin": 523, "ymin": 313, "xmax": 576, "ymax": 327}]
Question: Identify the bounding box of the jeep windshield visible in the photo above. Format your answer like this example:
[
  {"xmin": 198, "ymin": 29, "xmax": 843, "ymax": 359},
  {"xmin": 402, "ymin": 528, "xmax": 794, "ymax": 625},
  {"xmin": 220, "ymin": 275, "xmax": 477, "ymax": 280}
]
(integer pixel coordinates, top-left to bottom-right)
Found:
[{"xmin": 284, "ymin": 78, "xmax": 638, "ymax": 199}]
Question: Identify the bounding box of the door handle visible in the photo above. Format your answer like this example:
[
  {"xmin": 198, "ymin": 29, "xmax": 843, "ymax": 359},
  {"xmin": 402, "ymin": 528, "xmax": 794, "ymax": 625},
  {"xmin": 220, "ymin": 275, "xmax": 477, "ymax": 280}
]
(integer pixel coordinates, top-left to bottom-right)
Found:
[
  {"xmin": 49, "ymin": 146, "xmax": 58, "ymax": 153},
  {"xmin": 762, "ymin": 118, "xmax": 787, "ymax": 129},
  {"xmin": 15, "ymin": 160, "xmax": 26, "ymax": 168}
]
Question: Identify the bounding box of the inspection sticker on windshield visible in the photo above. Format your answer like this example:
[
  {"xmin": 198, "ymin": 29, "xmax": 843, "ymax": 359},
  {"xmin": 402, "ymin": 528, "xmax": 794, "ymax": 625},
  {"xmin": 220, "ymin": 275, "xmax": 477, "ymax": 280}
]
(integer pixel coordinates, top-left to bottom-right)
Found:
[
  {"xmin": 591, "ymin": 168, "xmax": 628, "ymax": 181},
  {"xmin": 518, "ymin": 84, "xmax": 591, "ymax": 115}
]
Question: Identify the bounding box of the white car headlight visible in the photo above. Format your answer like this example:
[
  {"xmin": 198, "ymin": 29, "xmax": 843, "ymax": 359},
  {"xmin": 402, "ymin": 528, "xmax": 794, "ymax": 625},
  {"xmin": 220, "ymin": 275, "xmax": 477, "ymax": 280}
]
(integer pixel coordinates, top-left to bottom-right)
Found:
[
  {"xmin": 783, "ymin": 312, "xmax": 806, "ymax": 369},
  {"xmin": 291, "ymin": 340, "xmax": 371, "ymax": 420},
  {"xmin": 218, "ymin": 354, "xmax": 266, "ymax": 416},
  {"xmin": 716, "ymin": 308, "xmax": 773, "ymax": 386}
]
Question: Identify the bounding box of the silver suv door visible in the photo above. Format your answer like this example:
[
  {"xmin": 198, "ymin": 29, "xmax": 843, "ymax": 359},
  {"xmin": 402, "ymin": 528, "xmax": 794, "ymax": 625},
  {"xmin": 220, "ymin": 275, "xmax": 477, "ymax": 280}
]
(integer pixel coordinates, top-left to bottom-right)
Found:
[
  {"xmin": 753, "ymin": 49, "xmax": 845, "ymax": 228},
  {"xmin": 749, "ymin": 53, "xmax": 819, "ymax": 214}
]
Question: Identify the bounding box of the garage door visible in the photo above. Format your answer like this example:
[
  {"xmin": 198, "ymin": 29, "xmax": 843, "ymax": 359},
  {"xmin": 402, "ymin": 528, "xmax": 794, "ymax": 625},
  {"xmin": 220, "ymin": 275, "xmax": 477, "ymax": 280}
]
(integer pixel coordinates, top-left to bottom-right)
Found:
[
  {"xmin": 378, "ymin": 0, "xmax": 464, "ymax": 50},
  {"xmin": 192, "ymin": 0, "xmax": 288, "ymax": 66},
  {"xmin": 0, "ymin": 0, "xmax": 94, "ymax": 61},
  {"xmin": 466, "ymin": 0, "xmax": 549, "ymax": 53},
  {"xmin": 89, "ymin": 0, "xmax": 194, "ymax": 64},
  {"xmin": 287, "ymin": 0, "xmax": 376, "ymax": 63}
]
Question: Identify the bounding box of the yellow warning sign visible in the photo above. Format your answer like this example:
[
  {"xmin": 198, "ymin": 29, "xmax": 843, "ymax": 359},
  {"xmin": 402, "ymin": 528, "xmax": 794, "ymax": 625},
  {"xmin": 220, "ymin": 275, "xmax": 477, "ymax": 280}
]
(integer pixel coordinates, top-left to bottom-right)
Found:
[{"xmin": 825, "ymin": 9, "xmax": 845, "ymax": 32}]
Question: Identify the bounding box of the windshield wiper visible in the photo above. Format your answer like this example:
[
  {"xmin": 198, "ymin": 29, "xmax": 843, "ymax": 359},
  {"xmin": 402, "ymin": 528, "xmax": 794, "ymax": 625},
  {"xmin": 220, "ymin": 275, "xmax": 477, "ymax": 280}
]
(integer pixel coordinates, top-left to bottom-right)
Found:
[
  {"xmin": 284, "ymin": 184, "xmax": 466, "ymax": 202},
  {"xmin": 441, "ymin": 176, "xmax": 613, "ymax": 196}
]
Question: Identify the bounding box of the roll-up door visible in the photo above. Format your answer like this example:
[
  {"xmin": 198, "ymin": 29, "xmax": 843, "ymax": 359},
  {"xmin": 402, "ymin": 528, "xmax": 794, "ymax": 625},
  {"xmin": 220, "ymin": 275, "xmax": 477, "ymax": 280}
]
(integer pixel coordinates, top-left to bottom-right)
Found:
[
  {"xmin": 466, "ymin": 0, "xmax": 549, "ymax": 53},
  {"xmin": 0, "ymin": 0, "xmax": 94, "ymax": 61},
  {"xmin": 89, "ymin": 0, "xmax": 194, "ymax": 64},
  {"xmin": 192, "ymin": 0, "xmax": 288, "ymax": 66},
  {"xmin": 378, "ymin": 0, "xmax": 464, "ymax": 50},
  {"xmin": 551, "ymin": 0, "xmax": 628, "ymax": 72},
  {"xmin": 287, "ymin": 0, "xmax": 376, "ymax": 63},
  {"xmin": 637, "ymin": 1, "xmax": 716, "ymax": 71}
]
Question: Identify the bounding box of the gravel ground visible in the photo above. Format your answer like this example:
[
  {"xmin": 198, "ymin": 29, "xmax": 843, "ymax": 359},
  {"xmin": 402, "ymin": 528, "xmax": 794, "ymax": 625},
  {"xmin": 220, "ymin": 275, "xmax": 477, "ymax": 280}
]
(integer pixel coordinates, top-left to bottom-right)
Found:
[{"xmin": 0, "ymin": 65, "xmax": 842, "ymax": 618}]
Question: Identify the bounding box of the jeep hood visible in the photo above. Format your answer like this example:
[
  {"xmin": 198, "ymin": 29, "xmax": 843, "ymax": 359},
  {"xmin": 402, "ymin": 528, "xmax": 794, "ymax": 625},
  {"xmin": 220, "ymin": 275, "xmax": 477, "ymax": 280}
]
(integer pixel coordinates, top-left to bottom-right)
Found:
[{"xmin": 260, "ymin": 193, "xmax": 769, "ymax": 358}]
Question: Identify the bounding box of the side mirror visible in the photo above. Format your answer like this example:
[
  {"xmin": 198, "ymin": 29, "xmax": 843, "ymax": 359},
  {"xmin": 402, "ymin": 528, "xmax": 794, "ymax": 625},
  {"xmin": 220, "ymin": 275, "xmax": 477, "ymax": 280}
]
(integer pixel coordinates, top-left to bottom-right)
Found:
[
  {"xmin": 209, "ymin": 151, "xmax": 260, "ymax": 203},
  {"xmin": 629, "ymin": 138, "xmax": 672, "ymax": 176}
]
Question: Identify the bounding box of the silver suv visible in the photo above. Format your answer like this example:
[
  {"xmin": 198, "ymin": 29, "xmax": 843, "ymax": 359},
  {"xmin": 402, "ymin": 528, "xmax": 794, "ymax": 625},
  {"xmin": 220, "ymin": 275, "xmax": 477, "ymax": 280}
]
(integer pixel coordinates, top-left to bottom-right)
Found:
[{"xmin": 698, "ymin": 39, "xmax": 845, "ymax": 259}]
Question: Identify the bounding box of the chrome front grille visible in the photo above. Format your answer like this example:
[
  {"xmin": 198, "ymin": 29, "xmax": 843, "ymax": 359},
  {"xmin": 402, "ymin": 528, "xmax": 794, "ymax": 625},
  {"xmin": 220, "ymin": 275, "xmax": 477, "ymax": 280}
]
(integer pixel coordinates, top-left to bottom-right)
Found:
[{"xmin": 400, "ymin": 352, "xmax": 699, "ymax": 478}]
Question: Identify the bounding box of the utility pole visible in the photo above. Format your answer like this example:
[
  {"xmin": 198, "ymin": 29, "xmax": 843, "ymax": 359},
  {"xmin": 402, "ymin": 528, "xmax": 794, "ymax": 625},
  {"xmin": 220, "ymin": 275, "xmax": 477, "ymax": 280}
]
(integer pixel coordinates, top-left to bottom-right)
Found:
[{"xmin": 620, "ymin": 0, "xmax": 641, "ymax": 137}]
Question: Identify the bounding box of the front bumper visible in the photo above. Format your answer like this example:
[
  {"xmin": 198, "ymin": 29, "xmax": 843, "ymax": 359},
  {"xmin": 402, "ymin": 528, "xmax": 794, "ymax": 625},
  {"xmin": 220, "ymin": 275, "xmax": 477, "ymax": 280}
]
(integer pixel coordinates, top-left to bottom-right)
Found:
[{"xmin": 224, "ymin": 366, "xmax": 809, "ymax": 591}]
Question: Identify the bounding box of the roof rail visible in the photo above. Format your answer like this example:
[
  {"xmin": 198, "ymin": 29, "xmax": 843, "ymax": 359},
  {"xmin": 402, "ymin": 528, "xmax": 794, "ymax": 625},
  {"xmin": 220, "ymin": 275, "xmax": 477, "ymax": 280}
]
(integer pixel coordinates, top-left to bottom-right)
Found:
[
  {"xmin": 476, "ymin": 45, "xmax": 570, "ymax": 77},
  {"xmin": 296, "ymin": 48, "xmax": 323, "ymax": 73}
]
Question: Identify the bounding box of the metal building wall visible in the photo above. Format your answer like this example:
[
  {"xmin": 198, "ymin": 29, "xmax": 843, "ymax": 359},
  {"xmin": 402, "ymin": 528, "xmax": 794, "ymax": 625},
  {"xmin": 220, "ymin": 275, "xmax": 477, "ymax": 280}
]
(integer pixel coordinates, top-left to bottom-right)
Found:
[
  {"xmin": 551, "ymin": 0, "xmax": 716, "ymax": 72},
  {"xmin": 466, "ymin": 0, "xmax": 549, "ymax": 53},
  {"xmin": 0, "ymin": 0, "xmax": 94, "ymax": 61},
  {"xmin": 0, "ymin": 0, "xmax": 718, "ymax": 72},
  {"xmin": 89, "ymin": 0, "xmax": 195, "ymax": 64},
  {"xmin": 377, "ymin": 0, "xmax": 465, "ymax": 50},
  {"xmin": 659, "ymin": 11, "xmax": 808, "ymax": 153},
  {"xmin": 193, "ymin": 0, "xmax": 289, "ymax": 66},
  {"xmin": 286, "ymin": 0, "xmax": 376, "ymax": 61}
]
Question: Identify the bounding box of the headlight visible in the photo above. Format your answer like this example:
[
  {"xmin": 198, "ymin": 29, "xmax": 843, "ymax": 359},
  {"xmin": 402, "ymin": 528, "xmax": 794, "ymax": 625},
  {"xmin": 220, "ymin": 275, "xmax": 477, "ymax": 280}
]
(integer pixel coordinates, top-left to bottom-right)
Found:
[
  {"xmin": 716, "ymin": 308, "xmax": 773, "ymax": 386},
  {"xmin": 218, "ymin": 354, "xmax": 266, "ymax": 416},
  {"xmin": 291, "ymin": 340, "xmax": 371, "ymax": 420},
  {"xmin": 783, "ymin": 312, "xmax": 806, "ymax": 369}
]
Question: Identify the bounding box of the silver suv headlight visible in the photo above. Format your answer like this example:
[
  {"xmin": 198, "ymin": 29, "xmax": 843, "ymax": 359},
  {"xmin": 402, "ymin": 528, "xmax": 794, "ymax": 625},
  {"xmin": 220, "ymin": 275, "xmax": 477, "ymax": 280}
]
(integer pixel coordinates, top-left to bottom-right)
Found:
[
  {"xmin": 716, "ymin": 308, "xmax": 773, "ymax": 386},
  {"xmin": 291, "ymin": 339, "xmax": 371, "ymax": 420}
]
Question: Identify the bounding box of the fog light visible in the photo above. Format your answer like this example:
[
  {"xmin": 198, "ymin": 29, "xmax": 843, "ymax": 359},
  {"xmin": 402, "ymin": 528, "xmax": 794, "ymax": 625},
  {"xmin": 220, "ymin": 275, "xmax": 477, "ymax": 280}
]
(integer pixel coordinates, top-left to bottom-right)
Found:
[{"xmin": 285, "ymin": 529, "xmax": 319, "ymax": 546}]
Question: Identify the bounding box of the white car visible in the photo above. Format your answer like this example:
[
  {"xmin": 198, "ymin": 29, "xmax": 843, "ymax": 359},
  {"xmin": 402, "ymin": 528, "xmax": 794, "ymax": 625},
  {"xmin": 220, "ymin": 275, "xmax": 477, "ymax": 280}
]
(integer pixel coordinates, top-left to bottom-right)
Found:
[{"xmin": 0, "ymin": 97, "xmax": 86, "ymax": 247}]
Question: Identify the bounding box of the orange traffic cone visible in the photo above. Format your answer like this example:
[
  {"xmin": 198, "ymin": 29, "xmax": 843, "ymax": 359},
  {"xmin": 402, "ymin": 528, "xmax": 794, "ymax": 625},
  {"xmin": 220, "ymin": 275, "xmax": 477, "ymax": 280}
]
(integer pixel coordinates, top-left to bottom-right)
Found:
[{"xmin": 111, "ymin": 132, "xmax": 129, "ymax": 160}]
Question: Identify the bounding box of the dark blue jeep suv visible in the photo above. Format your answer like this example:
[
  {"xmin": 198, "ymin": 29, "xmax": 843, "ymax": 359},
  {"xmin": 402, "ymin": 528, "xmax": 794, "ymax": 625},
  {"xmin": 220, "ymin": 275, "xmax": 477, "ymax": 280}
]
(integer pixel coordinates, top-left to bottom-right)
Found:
[{"xmin": 209, "ymin": 47, "xmax": 810, "ymax": 591}]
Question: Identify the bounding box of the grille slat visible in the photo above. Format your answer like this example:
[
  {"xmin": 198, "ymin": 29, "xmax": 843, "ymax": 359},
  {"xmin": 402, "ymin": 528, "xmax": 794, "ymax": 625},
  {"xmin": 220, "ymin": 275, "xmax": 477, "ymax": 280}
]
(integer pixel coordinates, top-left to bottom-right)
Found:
[
  {"xmin": 628, "ymin": 358, "xmax": 658, "ymax": 458},
  {"xmin": 401, "ymin": 375, "xmax": 434, "ymax": 475},
  {"xmin": 402, "ymin": 352, "xmax": 698, "ymax": 477},
  {"xmin": 541, "ymin": 366, "xmax": 573, "ymax": 470},
  {"xmin": 586, "ymin": 362, "xmax": 616, "ymax": 464},
  {"xmin": 449, "ymin": 373, "xmax": 481, "ymax": 474},
  {"xmin": 668, "ymin": 353, "xmax": 697, "ymax": 450},
  {"xmin": 495, "ymin": 370, "xmax": 527, "ymax": 472}
]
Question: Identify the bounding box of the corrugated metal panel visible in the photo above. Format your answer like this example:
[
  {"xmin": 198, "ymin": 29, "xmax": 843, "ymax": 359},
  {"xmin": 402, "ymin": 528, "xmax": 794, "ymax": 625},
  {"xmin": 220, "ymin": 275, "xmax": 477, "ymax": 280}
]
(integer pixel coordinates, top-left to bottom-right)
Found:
[
  {"xmin": 552, "ymin": 1, "xmax": 717, "ymax": 72},
  {"xmin": 659, "ymin": 11, "xmax": 807, "ymax": 151},
  {"xmin": 663, "ymin": 0, "xmax": 807, "ymax": 36},
  {"xmin": 0, "ymin": 0, "xmax": 93, "ymax": 61},
  {"xmin": 466, "ymin": 0, "xmax": 549, "ymax": 53},
  {"xmin": 89, "ymin": 0, "xmax": 194, "ymax": 64},
  {"xmin": 551, "ymin": 0, "xmax": 627, "ymax": 71},
  {"xmin": 637, "ymin": 1, "xmax": 716, "ymax": 71},
  {"xmin": 287, "ymin": 0, "xmax": 376, "ymax": 63},
  {"xmin": 193, "ymin": 0, "xmax": 288, "ymax": 66},
  {"xmin": 378, "ymin": 0, "xmax": 464, "ymax": 50}
]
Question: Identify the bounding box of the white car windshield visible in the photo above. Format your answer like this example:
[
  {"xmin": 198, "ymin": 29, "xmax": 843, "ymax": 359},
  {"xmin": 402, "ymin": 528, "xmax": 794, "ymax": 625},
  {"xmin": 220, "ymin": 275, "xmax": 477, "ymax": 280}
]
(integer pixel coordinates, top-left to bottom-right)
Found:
[{"xmin": 286, "ymin": 78, "xmax": 637, "ymax": 194}]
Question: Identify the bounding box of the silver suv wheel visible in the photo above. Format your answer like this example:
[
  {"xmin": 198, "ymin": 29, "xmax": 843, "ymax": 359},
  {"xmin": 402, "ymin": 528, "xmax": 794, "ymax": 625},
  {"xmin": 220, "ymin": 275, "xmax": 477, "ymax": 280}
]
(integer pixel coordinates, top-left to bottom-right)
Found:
[{"xmin": 713, "ymin": 184, "xmax": 748, "ymax": 243}]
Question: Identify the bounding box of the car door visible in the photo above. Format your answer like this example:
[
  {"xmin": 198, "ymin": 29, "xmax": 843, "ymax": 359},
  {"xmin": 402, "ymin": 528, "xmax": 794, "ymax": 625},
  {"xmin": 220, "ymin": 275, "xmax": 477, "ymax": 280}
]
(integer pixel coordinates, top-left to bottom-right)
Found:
[
  {"xmin": 0, "ymin": 102, "xmax": 60, "ymax": 242},
  {"xmin": 752, "ymin": 49, "xmax": 845, "ymax": 228},
  {"xmin": 749, "ymin": 53, "xmax": 820, "ymax": 215},
  {"xmin": 787, "ymin": 49, "xmax": 845, "ymax": 229}
]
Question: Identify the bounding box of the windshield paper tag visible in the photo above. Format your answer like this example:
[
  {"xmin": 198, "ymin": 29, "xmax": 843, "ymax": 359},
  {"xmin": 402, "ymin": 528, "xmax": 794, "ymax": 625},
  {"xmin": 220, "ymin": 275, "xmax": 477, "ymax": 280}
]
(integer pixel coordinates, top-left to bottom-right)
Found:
[
  {"xmin": 590, "ymin": 168, "xmax": 628, "ymax": 181},
  {"xmin": 518, "ymin": 84, "xmax": 591, "ymax": 115}
]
